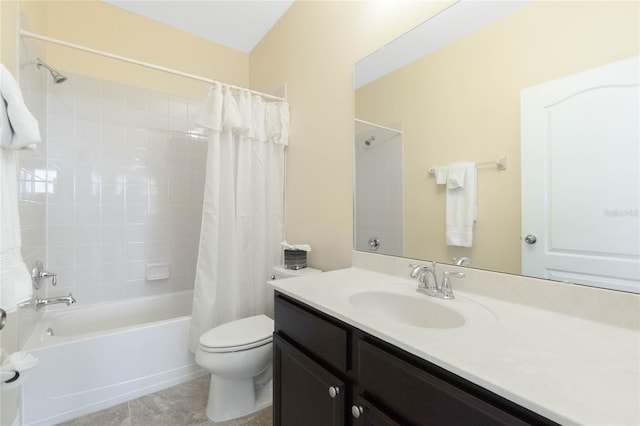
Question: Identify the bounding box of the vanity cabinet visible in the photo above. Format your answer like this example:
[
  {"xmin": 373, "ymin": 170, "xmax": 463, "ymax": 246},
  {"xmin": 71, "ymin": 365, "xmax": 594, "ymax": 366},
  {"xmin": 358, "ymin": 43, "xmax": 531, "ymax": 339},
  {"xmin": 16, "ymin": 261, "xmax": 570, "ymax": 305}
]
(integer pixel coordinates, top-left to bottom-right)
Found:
[{"xmin": 273, "ymin": 293, "xmax": 555, "ymax": 426}]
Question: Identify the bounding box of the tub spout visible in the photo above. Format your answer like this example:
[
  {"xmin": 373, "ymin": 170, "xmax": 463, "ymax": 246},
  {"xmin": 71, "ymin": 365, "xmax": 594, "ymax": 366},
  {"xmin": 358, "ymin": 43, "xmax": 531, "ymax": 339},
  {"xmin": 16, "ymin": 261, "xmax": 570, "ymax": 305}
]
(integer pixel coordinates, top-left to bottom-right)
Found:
[{"xmin": 18, "ymin": 293, "xmax": 76, "ymax": 311}]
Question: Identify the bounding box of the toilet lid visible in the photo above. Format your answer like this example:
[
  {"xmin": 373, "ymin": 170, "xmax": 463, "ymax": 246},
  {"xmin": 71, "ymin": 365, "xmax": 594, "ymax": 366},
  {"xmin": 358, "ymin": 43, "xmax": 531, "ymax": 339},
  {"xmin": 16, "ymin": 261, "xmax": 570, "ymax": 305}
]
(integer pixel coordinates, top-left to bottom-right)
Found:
[{"xmin": 199, "ymin": 314, "xmax": 274, "ymax": 352}]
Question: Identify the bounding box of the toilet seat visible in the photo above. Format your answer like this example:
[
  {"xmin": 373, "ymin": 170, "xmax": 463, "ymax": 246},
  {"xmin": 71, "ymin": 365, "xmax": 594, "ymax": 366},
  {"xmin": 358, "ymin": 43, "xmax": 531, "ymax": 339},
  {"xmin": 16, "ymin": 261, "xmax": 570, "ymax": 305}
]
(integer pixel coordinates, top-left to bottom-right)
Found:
[{"xmin": 199, "ymin": 314, "xmax": 274, "ymax": 353}]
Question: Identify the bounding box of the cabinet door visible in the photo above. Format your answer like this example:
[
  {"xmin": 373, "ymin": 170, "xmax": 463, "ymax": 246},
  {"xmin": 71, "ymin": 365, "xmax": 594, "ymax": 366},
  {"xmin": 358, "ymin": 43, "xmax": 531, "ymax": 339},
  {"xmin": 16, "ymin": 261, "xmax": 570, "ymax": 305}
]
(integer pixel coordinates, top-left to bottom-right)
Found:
[
  {"xmin": 274, "ymin": 334, "xmax": 345, "ymax": 426},
  {"xmin": 357, "ymin": 339, "xmax": 532, "ymax": 425},
  {"xmin": 351, "ymin": 395, "xmax": 401, "ymax": 426}
]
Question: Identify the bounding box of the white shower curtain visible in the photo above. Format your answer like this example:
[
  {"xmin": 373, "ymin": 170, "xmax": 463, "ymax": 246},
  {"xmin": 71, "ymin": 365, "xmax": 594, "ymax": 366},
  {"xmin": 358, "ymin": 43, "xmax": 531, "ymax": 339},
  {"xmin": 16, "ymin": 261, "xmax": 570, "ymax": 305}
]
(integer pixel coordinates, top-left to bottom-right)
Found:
[{"xmin": 188, "ymin": 84, "xmax": 288, "ymax": 352}]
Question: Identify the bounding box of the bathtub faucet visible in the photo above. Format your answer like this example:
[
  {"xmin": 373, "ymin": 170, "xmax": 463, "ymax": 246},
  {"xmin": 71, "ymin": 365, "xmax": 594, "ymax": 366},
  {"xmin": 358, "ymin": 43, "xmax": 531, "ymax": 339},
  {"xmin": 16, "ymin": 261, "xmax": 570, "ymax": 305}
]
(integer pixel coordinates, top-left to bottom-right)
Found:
[{"xmin": 18, "ymin": 293, "xmax": 76, "ymax": 311}]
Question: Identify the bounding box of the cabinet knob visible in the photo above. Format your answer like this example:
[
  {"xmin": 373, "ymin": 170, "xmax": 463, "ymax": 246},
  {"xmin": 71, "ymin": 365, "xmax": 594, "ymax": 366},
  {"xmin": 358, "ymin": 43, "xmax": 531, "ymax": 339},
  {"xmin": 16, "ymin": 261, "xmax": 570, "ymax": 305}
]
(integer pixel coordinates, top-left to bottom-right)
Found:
[
  {"xmin": 351, "ymin": 405, "xmax": 364, "ymax": 418},
  {"xmin": 328, "ymin": 386, "xmax": 340, "ymax": 398}
]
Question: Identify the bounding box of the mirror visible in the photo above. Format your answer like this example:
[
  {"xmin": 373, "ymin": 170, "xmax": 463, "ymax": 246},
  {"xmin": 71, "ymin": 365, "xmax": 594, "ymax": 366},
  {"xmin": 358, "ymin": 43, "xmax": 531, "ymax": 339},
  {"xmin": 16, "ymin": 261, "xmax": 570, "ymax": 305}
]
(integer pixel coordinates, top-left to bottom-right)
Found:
[{"xmin": 354, "ymin": 0, "xmax": 640, "ymax": 293}]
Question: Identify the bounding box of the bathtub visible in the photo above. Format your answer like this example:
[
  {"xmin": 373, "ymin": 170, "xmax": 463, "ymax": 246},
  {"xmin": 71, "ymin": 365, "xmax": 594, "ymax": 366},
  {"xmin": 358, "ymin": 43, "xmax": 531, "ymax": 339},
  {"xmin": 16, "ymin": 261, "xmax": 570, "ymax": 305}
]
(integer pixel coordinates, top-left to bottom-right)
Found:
[{"xmin": 21, "ymin": 290, "xmax": 205, "ymax": 426}]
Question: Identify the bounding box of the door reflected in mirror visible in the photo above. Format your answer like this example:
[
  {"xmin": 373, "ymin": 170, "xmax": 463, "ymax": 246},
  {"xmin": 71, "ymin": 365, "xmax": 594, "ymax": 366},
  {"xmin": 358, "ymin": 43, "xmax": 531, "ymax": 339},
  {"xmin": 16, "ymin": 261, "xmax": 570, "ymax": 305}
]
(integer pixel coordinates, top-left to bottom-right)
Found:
[{"xmin": 353, "ymin": 1, "xmax": 639, "ymax": 293}]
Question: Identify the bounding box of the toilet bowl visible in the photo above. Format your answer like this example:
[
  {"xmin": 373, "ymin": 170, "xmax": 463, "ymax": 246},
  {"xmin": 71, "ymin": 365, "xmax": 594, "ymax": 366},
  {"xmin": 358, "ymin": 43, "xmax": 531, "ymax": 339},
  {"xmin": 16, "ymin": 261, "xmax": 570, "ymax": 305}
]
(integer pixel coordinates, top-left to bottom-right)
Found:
[
  {"xmin": 195, "ymin": 315, "xmax": 274, "ymax": 422},
  {"xmin": 195, "ymin": 265, "xmax": 321, "ymax": 422}
]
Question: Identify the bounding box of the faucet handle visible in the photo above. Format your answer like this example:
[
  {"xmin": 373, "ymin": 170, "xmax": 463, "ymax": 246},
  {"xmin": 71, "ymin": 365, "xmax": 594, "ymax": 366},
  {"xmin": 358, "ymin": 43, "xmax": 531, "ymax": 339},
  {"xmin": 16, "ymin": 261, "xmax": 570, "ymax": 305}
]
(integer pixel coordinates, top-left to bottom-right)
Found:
[{"xmin": 441, "ymin": 271, "xmax": 464, "ymax": 299}]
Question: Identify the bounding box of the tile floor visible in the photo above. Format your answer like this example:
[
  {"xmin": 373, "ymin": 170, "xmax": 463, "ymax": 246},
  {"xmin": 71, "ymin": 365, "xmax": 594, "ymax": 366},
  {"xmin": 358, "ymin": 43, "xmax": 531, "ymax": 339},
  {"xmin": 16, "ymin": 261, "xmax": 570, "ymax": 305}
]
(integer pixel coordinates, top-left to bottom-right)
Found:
[{"xmin": 57, "ymin": 375, "xmax": 272, "ymax": 426}]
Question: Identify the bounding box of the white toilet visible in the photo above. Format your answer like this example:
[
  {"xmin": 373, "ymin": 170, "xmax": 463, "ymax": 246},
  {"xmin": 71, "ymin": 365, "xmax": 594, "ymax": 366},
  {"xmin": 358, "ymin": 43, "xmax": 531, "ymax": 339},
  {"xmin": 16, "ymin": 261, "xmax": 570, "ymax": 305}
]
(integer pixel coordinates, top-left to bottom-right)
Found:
[{"xmin": 195, "ymin": 265, "xmax": 321, "ymax": 422}]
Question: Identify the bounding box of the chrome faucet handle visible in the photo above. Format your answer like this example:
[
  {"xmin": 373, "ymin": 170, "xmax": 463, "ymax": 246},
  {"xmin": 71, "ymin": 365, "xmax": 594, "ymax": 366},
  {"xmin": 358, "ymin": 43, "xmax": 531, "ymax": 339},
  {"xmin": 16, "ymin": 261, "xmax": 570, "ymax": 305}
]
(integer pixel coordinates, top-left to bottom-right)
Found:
[
  {"xmin": 441, "ymin": 271, "xmax": 465, "ymax": 299},
  {"xmin": 31, "ymin": 260, "xmax": 57, "ymax": 288}
]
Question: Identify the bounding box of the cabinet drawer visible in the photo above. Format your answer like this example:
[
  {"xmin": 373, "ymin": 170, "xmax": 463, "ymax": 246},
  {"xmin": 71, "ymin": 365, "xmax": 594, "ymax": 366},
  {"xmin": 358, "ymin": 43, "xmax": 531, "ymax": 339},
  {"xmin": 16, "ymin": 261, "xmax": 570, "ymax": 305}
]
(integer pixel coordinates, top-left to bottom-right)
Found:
[
  {"xmin": 357, "ymin": 339, "xmax": 530, "ymax": 426},
  {"xmin": 275, "ymin": 294, "xmax": 348, "ymax": 372}
]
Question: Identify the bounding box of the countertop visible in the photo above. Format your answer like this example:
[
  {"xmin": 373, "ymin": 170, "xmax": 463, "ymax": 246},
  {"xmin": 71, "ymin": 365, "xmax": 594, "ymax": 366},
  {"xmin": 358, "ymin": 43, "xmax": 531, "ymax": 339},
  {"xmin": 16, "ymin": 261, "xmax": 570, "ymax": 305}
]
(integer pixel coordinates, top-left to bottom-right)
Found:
[{"xmin": 268, "ymin": 267, "xmax": 640, "ymax": 426}]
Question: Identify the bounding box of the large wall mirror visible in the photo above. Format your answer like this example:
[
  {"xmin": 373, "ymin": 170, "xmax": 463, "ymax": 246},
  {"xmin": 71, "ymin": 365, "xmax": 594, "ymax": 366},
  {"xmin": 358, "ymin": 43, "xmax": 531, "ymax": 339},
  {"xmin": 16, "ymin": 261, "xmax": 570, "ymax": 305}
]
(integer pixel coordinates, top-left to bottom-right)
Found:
[{"xmin": 354, "ymin": 0, "xmax": 639, "ymax": 293}]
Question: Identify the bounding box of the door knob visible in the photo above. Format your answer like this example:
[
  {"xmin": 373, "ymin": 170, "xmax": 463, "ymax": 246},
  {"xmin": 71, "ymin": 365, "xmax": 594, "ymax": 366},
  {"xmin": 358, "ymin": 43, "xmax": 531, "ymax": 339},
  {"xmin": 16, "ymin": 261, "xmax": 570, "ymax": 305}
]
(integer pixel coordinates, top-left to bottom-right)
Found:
[
  {"xmin": 328, "ymin": 386, "xmax": 340, "ymax": 398},
  {"xmin": 368, "ymin": 237, "xmax": 380, "ymax": 251},
  {"xmin": 351, "ymin": 405, "xmax": 364, "ymax": 418},
  {"xmin": 524, "ymin": 234, "xmax": 537, "ymax": 244}
]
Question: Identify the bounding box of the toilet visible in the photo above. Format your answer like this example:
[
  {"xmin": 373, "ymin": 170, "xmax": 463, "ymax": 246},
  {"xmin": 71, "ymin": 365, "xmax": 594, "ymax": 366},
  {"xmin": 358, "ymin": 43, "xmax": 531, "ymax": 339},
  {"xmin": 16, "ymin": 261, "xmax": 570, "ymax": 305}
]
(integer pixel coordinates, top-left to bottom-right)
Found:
[{"xmin": 195, "ymin": 265, "xmax": 321, "ymax": 422}]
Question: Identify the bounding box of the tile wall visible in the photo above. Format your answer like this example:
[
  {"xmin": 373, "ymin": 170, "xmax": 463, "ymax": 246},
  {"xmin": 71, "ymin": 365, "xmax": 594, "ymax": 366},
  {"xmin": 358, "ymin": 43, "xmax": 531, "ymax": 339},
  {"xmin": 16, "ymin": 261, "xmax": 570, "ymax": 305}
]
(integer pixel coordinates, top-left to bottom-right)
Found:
[
  {"xmin": 354, "ymin": 129, "xmax": 403, "ymax": 256},
  {"xmin": 44, "ymin": 71, "xmax": 207, "ymax": 306}
]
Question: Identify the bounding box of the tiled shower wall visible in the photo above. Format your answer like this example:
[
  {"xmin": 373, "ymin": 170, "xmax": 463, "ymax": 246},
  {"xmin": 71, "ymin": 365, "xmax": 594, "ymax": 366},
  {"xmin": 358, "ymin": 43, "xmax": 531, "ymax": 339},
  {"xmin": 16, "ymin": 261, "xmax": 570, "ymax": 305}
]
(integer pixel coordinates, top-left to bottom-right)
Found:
[
  {"xmin": 354, "ymin": 131, "xmax": 403, "ymax": 256},
  {"xmin": 44, "ymin": 72, "xmax": 207, "ymax": 306}
]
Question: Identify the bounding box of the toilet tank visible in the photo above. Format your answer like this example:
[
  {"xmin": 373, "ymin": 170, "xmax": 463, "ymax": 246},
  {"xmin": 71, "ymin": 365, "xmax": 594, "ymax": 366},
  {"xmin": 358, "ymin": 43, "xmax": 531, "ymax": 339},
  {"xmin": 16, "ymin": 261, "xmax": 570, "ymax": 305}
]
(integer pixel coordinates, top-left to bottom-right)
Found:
[{"xmin": 271, "ymin": 265, "xmax": 321, "ymax": 280}]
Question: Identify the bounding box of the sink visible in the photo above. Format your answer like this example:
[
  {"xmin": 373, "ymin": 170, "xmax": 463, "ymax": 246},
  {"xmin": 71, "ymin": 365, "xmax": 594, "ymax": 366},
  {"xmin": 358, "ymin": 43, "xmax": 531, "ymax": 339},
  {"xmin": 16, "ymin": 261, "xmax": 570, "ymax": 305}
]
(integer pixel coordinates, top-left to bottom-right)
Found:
[{"xmin": 348, "ymin": 291, "xmax": 466, "ymax": 329}]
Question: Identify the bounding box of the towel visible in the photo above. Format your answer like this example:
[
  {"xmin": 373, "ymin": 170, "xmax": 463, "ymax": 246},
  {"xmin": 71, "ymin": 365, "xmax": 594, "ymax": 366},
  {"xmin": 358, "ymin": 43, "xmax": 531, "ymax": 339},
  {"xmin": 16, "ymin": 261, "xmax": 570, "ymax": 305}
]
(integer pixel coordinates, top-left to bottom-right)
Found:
[
  {"xmin": 446, "ymin": 162, "xmax": 477, "ymax": 247},
  {"xmin": 434, "ymin": 167, "xmax": 448, "ymax": 185},
  {"xmin": 0, "ymin": 149, "xmax": 33, "ymax": 312},
  {"xmin": 0, "ymin": 64, "xmax": 41, "ymax": 150},
  {"xmin": 0, "ymin": 64, "xmax": 36, "ymax": 312},
  {"xmin": 446, "ymin": 162, "xmax": 467, "ymax": 190}
]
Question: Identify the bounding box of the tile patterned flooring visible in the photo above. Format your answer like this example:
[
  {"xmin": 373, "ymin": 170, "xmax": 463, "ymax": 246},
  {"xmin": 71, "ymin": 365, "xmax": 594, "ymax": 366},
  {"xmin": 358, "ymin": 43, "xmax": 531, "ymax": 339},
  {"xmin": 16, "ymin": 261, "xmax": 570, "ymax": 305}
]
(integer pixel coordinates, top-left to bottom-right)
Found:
[{"xmin": 58, "ymin": 375, "xmax": 272, "ymax": 426}]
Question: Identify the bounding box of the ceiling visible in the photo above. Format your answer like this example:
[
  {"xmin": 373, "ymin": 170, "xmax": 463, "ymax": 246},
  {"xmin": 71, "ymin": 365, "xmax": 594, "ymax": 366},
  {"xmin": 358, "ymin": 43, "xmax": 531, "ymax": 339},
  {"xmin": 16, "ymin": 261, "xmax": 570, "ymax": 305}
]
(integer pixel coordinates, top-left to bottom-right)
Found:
[{"xmin": 103, "ymin": 1, "xmax": 295, "ymax": 53}]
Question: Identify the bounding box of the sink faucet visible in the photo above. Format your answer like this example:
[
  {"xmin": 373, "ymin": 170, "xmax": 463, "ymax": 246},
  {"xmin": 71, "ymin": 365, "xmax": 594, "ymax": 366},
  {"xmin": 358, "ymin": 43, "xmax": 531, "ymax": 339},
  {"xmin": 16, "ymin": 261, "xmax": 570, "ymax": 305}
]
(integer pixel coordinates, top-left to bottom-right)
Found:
[
  {"xmin": 18, "ymin": 293, "xmax": 76, "ymax": 311},
  {"xmin": 410, "ymin": 262, "xmax": 437, "ymax": 292},
  {"xmin": 454, "ymin": 257, "xmax": 471, "ymax": 266},
  {"xmin": 410, "ymin": 263, "xmax": 464, "ymax": 300}
]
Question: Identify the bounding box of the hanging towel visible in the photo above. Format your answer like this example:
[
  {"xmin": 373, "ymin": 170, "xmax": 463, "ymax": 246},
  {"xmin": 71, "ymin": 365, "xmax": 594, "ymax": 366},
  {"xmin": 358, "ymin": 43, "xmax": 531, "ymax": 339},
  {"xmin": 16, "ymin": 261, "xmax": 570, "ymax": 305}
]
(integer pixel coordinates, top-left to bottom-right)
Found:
[
  {"xmin": 0, "ymin": 149, "xmax": 33, "ymax": 312},
  {"xmin": 446, "ymin": 162, "xmax": 467, "ymax": 190},
  {"xmin": 434, "ymin": 167, "xmax": 448, "ymax": 185},
  {"xmin": 0, "ymin": 64, "xmax": 41, "ymax": 150},
  {"xmin": 0, "ymin": 64, "xmax": 37, "ymax": 312},
  {"xmin": 446, "ymin": 162, "xmax": 477, "ymax": 247}
]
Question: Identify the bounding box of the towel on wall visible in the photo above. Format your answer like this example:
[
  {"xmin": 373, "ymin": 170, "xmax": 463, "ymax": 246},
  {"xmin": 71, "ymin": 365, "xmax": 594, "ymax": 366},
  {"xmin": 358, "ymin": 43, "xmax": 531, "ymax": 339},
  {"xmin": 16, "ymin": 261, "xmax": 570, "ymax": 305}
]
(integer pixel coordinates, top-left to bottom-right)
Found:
[
  {"xmin": 446, "ymin": 162, "xmax": 477, "ymax": 247},
  {"xmin": 0, "ymin": 64, "xmax": 41, "ymax": 150},
  {"xmin": 0, "ymin": 64, "xmax": 37, "ymax": 312}
]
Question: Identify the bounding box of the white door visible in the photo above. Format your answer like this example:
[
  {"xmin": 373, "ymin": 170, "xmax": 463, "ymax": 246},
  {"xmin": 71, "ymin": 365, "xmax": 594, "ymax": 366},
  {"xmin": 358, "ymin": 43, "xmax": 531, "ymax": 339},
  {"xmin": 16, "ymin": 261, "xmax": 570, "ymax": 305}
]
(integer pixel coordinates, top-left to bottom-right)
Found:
[{"xmin": 521, "ymin": 56, "xmax": 639, "ymax": 293}]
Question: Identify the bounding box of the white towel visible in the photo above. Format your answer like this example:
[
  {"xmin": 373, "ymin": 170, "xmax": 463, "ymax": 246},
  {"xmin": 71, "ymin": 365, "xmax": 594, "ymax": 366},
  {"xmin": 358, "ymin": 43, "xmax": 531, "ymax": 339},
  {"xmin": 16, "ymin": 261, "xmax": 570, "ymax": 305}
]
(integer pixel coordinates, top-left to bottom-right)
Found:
[
  {"xmin": 434, "ymin": 167, "xmax": 448, "ymax": 185},
  {"xmin": 446, "ymin": 162, "xmax": 466, "ymax": 190},
  {"xmin": 446, "ymin": 162, "xmax": 477, "ymax": 247},
  {"xmin": 0, "ymin": 64, "xmax": 36, "ymax": 312},
  {"xmin": 0, "ymin": 149, "xmax": 33, "ymax": 312},
  {"xmin": 0, "ymin": 64, "xmax": 41, "ymax": 150}
]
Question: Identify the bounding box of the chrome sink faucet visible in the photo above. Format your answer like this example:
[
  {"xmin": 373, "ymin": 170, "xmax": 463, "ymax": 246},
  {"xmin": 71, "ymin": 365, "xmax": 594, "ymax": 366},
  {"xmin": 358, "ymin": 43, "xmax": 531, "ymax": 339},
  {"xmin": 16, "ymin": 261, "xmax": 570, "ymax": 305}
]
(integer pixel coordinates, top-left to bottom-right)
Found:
[
  {"xmin": 18, "ymin": 293, "xmax": 76, "ymax": 311},
  {"xmin": 410, "ymin": 263, "xmax": 464, "ymax": 300},
  {"xmin": 410, "ymin": 262, "xmax": 437, "ymax": 292}
]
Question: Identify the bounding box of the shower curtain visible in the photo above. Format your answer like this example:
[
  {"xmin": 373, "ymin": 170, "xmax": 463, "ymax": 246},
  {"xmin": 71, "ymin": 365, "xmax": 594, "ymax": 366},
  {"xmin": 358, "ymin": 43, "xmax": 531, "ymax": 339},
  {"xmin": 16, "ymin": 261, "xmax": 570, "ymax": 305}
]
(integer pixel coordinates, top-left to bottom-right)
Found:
[{"xmin": 188, "ymin": 83, "xmax": 288, "ymax": 352}]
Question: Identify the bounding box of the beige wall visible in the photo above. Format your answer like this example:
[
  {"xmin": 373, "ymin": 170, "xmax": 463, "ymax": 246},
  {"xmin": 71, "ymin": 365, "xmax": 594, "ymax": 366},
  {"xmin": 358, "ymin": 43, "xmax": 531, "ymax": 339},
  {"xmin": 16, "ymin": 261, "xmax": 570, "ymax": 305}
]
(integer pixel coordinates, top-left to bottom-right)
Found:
[
  {"xmin": 3, "ymin": 0, "xmax": 249, "ymax": 98},
  {"xmin": 355, "ymin": 1, "xmax": 639, "ymax": 274},
  {"xmin": 250, "ymin": 0, "xmax": 454, "ymax": 271}
]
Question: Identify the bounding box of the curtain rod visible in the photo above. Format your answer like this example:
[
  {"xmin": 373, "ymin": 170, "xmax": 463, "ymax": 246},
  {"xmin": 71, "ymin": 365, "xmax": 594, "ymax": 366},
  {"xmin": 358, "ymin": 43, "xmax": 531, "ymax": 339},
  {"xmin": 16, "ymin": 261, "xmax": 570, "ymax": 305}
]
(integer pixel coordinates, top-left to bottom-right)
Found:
[
  {"xmin": 19, "ymin": 29, "xmax": 285, "ymax": 102},
  {"xmin": 354, "ymin": 118, "xmax": 403, "ymax": 134}
]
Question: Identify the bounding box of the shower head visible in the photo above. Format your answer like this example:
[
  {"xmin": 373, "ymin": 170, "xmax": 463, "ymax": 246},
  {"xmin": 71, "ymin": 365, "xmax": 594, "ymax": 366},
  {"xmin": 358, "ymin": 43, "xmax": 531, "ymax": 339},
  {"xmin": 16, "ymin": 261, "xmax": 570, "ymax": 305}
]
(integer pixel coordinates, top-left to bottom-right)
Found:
[
  {"xmin": 364, "ymin": 135, "xmax": 376, "ymax": 146},
  {"xmin": 35, "ymin": 58, "xmax": 67, "ymax": 84}
]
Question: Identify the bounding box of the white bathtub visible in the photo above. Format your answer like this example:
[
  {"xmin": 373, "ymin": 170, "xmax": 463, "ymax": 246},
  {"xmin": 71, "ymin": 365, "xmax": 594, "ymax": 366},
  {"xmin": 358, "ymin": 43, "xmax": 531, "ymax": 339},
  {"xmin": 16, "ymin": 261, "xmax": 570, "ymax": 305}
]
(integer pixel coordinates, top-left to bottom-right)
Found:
[{"xmin": 21, "ymin": 290, "xmax": 205, "ymax": 426}]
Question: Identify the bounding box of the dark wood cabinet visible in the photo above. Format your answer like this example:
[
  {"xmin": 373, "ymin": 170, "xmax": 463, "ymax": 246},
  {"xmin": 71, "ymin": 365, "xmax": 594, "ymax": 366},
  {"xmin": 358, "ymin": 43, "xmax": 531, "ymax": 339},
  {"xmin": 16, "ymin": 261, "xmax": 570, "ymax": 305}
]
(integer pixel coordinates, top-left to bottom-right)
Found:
[
  {"xmin": 351, "ymin": 395, "xmax": 400, "ymax": 426},
  {"xmin": 274, "ymin": 334, "xmax": 345, "ymax": 426},
  {"xmin": 273, "ymin": 292, "xmax": 556, "ymax": 426}
]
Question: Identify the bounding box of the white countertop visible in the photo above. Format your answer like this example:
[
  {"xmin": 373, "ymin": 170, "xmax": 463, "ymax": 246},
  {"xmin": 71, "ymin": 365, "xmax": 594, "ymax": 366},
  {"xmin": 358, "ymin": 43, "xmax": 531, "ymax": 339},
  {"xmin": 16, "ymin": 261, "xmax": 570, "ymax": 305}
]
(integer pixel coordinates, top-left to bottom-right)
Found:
[{"xmin": 268, "ymin": 267, "xmax": 640, "ymax": 426}]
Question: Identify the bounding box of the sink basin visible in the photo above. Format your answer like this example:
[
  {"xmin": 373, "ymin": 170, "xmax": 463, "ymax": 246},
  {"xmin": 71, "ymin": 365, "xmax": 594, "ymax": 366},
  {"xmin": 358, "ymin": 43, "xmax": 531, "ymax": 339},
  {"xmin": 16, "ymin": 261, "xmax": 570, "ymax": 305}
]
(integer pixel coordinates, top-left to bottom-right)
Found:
[{"xmin": 348, "ymin": 291, "xmax": 466, "ymax": 329}]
